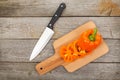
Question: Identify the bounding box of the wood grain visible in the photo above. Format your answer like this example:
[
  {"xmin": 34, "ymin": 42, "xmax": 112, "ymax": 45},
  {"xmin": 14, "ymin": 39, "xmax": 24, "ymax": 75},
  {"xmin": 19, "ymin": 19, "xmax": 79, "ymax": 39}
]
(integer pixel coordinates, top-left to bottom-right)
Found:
[
  {"xmin": 0, "ymin": 62, "xmax": 120, "ymax": 80},
  {"xmin": 0, "ymin": 17, "xmax": 120, "ymax": 39},
  {"xmin": 99, "ymin": 0, "xmax": 120, "ymax": 16},
  {"xmin": 0, "ymin": 0, "xmax": 120, "ymax": 79},
  {"xmin": 0, "ymin": 0, "xmax": 120, "ymax": 16},
  {"xmin": 0, "ymin": 39, "xmax": 120, "ymax": 62}
]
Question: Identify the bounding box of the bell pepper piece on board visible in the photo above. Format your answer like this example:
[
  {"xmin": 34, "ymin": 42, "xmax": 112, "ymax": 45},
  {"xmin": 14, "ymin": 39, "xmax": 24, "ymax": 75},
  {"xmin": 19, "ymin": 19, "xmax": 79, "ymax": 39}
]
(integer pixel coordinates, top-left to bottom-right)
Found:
[{"xmin": 77, "ymin": 28, "xmax": 102, "ymax": 52}]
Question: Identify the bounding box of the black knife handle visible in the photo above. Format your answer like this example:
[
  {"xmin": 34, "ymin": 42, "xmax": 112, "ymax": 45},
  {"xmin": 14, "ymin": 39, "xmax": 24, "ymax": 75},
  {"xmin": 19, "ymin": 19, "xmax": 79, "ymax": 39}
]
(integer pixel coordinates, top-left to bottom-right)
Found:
[{"xmin": 47, "ymin": 3, "xmax": 66, "ymax": 29}]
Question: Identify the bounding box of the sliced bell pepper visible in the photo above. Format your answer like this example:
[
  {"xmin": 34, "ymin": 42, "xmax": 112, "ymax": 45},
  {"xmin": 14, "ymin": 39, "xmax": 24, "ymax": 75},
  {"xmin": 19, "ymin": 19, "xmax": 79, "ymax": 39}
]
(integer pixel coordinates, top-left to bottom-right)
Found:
[{"xmin": 60, "ymin": 28, "xmax": 102, "ymax": 62}]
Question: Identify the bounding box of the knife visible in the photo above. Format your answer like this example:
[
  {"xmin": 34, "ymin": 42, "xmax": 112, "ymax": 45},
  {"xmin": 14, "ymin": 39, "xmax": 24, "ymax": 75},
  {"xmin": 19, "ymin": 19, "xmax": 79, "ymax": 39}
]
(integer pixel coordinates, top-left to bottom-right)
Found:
[{"xmin": 30, "ymin": 3, "xmax": 66, "ymax": 61}]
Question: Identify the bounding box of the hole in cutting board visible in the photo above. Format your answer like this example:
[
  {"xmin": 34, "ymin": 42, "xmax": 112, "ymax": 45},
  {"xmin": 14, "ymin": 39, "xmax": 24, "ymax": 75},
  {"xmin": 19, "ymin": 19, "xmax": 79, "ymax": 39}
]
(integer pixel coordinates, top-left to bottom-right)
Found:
[{"xmin": 40, "ymin": 67, "xmax": 43, "ymax": 70}]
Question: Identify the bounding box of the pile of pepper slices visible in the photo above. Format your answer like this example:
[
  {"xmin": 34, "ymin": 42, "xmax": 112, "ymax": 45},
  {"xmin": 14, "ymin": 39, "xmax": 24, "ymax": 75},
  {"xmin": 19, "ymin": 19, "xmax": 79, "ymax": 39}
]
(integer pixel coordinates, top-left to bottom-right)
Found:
[{"xmin": 60, "ymin": 28, "xmax": 102, "ymax": 62}]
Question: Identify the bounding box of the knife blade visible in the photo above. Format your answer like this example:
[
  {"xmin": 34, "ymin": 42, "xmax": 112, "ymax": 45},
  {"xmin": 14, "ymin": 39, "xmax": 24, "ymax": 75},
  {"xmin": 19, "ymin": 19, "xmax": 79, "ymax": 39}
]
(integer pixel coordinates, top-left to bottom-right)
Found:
[{"xmin": 30, "ymin": 3, "xmax": 66, "ymax": 61}]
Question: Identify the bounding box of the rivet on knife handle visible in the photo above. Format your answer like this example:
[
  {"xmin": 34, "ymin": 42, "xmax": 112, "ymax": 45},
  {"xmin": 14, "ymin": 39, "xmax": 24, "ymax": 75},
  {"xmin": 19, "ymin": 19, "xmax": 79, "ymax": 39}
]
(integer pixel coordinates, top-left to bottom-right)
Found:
[{"xmin": 47, "ymin": 3, "xmax": 66, "ymax": 29}]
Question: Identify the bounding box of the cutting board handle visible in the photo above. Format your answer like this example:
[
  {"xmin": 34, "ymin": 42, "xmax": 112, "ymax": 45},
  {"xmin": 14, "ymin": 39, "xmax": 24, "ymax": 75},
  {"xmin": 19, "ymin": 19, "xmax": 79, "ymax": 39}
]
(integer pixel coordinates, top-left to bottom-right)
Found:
[{"xmin": 36, "ymin": 54, "xmax": 64, "ymax": 75}]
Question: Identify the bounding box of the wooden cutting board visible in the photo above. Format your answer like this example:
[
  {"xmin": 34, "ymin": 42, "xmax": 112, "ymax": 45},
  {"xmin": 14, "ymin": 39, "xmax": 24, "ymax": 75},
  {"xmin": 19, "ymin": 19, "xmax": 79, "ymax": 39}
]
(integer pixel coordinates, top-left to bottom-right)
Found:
[{"xmin": 36, "ymin": 21, "xmax": 109, "ymax": 75}]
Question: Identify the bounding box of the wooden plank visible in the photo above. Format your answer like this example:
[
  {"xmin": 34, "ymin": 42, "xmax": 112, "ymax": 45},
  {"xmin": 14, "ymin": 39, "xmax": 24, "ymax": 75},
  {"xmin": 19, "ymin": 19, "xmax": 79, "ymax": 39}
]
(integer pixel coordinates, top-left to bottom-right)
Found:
[
  {"xmin": 0, "ymin": 0, "xmax": 120, "ymax": 16},
  {"xmin": 0, "ymin": 39, "xmax": 120, "ymax": 62},
  {"xmin": 0, "ymin": 62, "xmax": 120, "ymax": 80},
  {"xmin": 0, "ymin": 17, "xmax": 120, "ymax": 39}
]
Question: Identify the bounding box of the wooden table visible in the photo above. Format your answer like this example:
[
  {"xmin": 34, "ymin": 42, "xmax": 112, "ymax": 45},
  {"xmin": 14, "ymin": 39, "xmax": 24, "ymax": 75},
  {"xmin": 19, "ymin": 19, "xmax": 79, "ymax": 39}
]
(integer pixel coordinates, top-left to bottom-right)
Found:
[{"xmin": 0, "ymin": 0, "xmax": 120, "ymax": 80}]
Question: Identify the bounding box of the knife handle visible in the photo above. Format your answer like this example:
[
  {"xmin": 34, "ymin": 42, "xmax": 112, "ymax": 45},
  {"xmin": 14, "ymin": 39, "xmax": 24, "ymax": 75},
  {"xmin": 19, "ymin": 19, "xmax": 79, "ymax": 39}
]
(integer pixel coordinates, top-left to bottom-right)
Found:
[{"xmin": 47, "ymin": 3, "xmax": 66, "ymax": 29}]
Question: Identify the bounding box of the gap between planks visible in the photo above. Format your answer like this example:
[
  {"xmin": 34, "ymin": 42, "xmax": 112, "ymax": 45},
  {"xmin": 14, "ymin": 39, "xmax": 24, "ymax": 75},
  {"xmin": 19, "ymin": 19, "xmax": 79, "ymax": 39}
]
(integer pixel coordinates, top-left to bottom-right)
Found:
[
  {"xmin": 0, "ymin": 61, "xmax": 120, "ymax": 63},
  {"xmin": 0, "ymin": 38, "xmax": 120, "ymax": 40}
]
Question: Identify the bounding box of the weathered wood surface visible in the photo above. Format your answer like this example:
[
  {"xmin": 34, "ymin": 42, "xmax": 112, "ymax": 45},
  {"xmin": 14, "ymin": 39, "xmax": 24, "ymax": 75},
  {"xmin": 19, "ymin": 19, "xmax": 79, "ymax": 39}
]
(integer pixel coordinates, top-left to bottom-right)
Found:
[
  {"xmin": 0, "ymin": 39, "xmax": 120, "ymax": 62},
  {"xmin": 0, "ymin": 17, "xmax": 120, "ymax": 39},
  {"xmin": 0, "ymin": 0, "xmax": 120, "ymax": 79},
  {"xmin": 0, "ymin": 0, "xmax": 120, "ymax": 16},
  {"xmin": 0, "ymin": 62, "xmax": 120, "ymax": 80}
]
